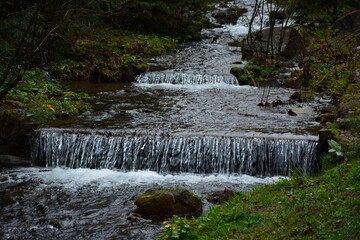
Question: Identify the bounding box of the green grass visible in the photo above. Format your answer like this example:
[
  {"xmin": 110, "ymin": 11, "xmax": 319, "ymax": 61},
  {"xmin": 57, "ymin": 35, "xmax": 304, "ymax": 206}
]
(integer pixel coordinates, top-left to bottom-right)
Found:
[
  {"xmin": 0, "ymin": 69, "xmax": 91, "ymax": 124},
  {"xmin": 158, "ymin": 157, "xmax": 360, "ymax": 240}
]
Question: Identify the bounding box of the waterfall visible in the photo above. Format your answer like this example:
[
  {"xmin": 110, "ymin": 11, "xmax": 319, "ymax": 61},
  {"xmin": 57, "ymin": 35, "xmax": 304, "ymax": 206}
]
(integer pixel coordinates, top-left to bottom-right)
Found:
[
  {"xmin": 32, "ymin": 128, "xmax": 318, "ymax": 177},
  {"xmin": 135, "ymin": 72, "xmax": 239, "ymax": 85}
]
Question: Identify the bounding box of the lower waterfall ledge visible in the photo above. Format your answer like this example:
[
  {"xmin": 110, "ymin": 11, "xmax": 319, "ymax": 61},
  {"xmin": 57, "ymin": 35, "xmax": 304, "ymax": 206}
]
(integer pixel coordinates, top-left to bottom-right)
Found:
[{"xmin": 32, "ymin": 129, "xmax": 318, "ymax": 177}]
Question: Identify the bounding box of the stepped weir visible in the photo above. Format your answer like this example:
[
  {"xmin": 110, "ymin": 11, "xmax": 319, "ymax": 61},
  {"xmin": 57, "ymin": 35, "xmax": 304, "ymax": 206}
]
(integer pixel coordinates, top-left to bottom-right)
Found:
[{"xmin": 32, "ymin": 128, "xmax": 318, "ymax": 177}]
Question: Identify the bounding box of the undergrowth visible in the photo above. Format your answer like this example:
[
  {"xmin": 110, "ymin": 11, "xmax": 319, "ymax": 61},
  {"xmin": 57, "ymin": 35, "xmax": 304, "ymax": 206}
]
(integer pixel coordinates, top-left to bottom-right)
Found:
[
  {"xmin": 0, "ymin": 69, "xmax": 91, "ymax": 124},
  {"xmin": 56, "ymin": 27, "xmax": 178, "ymax": 82}
]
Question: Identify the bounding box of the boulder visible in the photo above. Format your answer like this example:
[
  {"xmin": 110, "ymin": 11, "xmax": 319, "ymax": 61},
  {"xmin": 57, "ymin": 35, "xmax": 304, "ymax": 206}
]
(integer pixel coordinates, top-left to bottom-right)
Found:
[
  {"xmin": 134, "ymin": 189, "xmax": 203, "ymax": 219},
  {"xmin": 332, "ymin": 10, "xmax": 360, "ymax": 33},
  {"xmin": 242, "ymin": 27, "xmax": 304, "ymax": 59}
]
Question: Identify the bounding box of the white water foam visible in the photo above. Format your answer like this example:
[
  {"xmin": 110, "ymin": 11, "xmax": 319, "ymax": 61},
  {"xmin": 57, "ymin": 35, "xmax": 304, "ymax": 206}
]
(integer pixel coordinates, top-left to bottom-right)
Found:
[
  {"xmin": 134, "ymin": 82, "xmax": 256, "ymax": 91},
  {"xmin": 3, "ymin": 167, "xmax": 286, "ymax": 190}
]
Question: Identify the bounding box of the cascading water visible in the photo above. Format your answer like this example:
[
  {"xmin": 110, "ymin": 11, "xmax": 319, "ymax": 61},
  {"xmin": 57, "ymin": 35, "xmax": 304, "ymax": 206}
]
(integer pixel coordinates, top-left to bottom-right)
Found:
[
  {"xmin": 2, "ymin": 0, "xmax": 327, "ymax": 239},
  {"xmin": 33, "ymin": 128, "xmax": 317, "ymax": 176},
  {"xmin": 135, "ymin": 72, "xmax": 239, "ymax": 85}
]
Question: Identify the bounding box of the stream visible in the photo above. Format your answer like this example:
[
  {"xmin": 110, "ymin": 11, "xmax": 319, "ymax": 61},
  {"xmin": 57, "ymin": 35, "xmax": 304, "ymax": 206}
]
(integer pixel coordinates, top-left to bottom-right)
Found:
[{"xmin": 1, "ymin": 0, "xmax": 329, "ymax": 239}]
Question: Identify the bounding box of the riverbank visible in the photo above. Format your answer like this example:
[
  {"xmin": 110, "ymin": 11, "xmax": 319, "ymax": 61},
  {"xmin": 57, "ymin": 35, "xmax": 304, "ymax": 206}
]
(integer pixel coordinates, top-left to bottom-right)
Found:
[{"xmin": 158, "ymin": 81, "xmax": 360, "ymax": 240}]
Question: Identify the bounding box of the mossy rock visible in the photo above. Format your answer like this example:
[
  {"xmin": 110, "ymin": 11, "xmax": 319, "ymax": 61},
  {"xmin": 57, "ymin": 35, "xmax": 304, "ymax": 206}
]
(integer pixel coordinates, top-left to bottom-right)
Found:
[
  {"xmin": 134, "ymin": 189, "xmax": 203, "ymax": 219},
  {"xmin": 230, "ymin": 67, "xmax": 244, "ymax": 78},
  {"xmin": 230, "ymin": 67, "xmax": 253, "ymax": 85}
]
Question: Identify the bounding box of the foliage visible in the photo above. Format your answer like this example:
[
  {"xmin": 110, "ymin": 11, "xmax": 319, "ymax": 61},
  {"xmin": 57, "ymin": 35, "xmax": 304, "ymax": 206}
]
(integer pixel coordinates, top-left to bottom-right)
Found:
[
  {"xmin": 297, "ymin": 27, "xmax": 360, "ymax": 97},
  {"xmin": 287, "ymin": 0, "xmax": 360, "ymax": 22},
  {"xmin": 0, "ymin": 0, "xmax": 74, "ymax": 100},
  {"xmin": 159, "ymin": 216, "xmax": 192, "ymax": 240},
  {"xmin": 0, "ymin": 69, "xmax": 91, "ymax": 124},
  {"xmin": 56, "ymin": 28, "xmax": 177, "ymax": 81},
  {"xmin": 0, "ymin": 0, "xmax": 214, "ymax": 100},
  {"xmin": 328, "ymin": 140, "xmax": 345, "ymax": 157},
  {"xmin": 113, "ymin": 0, "xmax": 213, "ymax": 39},
  {"xmin": 275, "ymin": 25, "xmax": 359, "ymax": 100}
]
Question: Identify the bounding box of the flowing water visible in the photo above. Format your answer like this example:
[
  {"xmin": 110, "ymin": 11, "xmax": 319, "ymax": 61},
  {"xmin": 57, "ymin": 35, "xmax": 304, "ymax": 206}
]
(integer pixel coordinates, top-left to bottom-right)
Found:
[{"xmin": 1, "ymin": 0, "xmax": 329, "ymax": 239}]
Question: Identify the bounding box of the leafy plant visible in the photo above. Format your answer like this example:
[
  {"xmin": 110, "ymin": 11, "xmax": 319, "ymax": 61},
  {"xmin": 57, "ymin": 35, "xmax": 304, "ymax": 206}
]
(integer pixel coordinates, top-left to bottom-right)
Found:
[
  {"xmin": 328, "ymin": 140, "xmax": 345, "ymax": 157},
  {"xmin": 1, "ymin": 69, "xmax": 91, "ymax": 124},
  {"xmin": 160, "ymin": 216, "xmax": 191, "ymax": 239}
]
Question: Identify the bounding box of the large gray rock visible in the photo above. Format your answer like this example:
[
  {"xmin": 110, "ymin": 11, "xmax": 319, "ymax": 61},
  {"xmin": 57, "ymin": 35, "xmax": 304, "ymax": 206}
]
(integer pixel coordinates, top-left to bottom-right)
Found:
[
  {"xmin": 134, "ymin": 189, "xmax": 203, "ymax": 219},
  {"xmin": 242, "ymin": 27, "xmax": 304, "ymax": 59},
  {"xmin": 332, "ymin": 10, "xmax": 360, "ymax": 33}
]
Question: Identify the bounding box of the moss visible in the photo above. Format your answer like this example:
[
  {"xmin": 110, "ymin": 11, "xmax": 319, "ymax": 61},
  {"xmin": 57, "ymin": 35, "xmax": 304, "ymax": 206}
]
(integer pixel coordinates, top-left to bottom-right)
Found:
[{"xmin": 231, "ymin": 62, "xmax": 278, "ymax": 86}]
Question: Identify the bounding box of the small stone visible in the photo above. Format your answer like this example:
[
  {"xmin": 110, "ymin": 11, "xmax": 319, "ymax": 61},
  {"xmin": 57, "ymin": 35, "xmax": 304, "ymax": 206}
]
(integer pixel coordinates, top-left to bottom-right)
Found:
[{"xmin": 288, "ymin": 109, "xmax": 297, "ymax": 116}]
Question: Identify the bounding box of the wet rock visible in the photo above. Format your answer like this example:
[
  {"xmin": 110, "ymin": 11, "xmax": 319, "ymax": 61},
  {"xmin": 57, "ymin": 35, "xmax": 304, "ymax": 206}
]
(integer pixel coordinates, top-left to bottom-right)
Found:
[
  {"xmin": 242, "ymin": 27, "xmax": 304, "ymax": 60},
  {"xmin": 206, "ymin": 189, "xmax": 236, "ymax": 204},
  {"xmin": 134, "ymin": 189, "xmax": 203, "ymax": 219},
  {"xmin": 212, "ymin": 7, "xmax": 248, "ymax": 25},
  {"xmin": 288, "ymin": 109, "xmax": 297, "ymax": 116},
  {"xmin": 127, "ymin": 213, "xmax": 152, "ymax": 223},
  {"xmin": 0, "ymin": 155, "xmax": 31, "ymax": 168},
  {"xmin": 0, "ymin": 112, "xmax": 38, "ymax": 157},
  {"xmin": 332, "ymin": 10, "xmax": 360, "ymax": 33}
]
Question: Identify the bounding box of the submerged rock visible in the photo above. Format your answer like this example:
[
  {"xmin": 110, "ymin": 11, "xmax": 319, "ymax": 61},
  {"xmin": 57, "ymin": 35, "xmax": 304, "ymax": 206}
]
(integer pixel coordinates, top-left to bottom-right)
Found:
[{"xmin": 134, "ymin": 189, "xmax": 203, "ymax": 219}]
